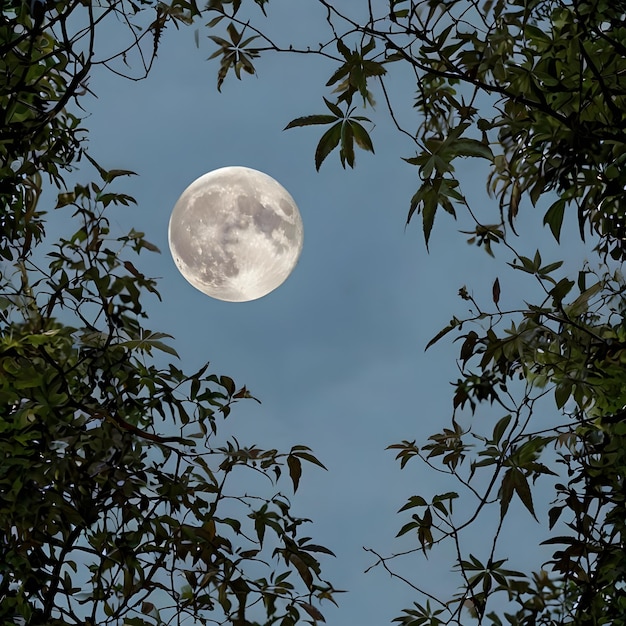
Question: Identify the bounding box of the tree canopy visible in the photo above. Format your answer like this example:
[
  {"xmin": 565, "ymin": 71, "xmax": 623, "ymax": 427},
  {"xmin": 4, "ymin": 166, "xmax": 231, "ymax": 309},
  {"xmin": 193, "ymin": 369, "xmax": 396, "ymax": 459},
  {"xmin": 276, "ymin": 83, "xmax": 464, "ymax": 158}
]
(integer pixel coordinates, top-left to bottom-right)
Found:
[
  {"xmin": 3, "ymin": 0, "xmax": 626, "ymax": 625},
  {"xmin": 202, "ymin": 0, "xmax": 626, "ymax": 624},
  {"xmin": 0, "ymin": 1, "xmax": 337, "ymax": 624}
]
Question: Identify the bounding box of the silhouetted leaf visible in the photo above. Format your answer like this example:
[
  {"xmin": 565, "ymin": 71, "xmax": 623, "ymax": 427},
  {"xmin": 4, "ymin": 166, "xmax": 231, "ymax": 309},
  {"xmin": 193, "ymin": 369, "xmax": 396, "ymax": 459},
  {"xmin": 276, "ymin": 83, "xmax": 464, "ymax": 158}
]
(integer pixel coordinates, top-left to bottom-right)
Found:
[
  {"xmin": 425, "ymin": 318, "xmax": 461, "ymax": 350},
  {"xmin": 543, "ymin": 199, "xmax": 566, "ymax": 242},
  {"xmin": 512, "ymin": 469, "xmax": 537, "ymax": 520},
  {"xmin": 315, "ymin": 123, "xmax": 342, "ymax": 170},
  {"xmin": 398, "ymin": 495, "xmax": 427, "ymax": 512},
  {"xmin": 284, "ymin": 115, "xmax": 337, "ymax": 129},
  {"xmin": 287, "ymin": 454, "xmax": 302, "ymax": 492},
  {"xmin": 492, "ymin": 277, "xmax": 500, "ymax": 306},
  {"xmin": 301, "ymin": 602, "xmax": 325, "ymax": 622},
  {"xmin": 351, "ymin": 121, "xmax": 374, "ymax": 152}
]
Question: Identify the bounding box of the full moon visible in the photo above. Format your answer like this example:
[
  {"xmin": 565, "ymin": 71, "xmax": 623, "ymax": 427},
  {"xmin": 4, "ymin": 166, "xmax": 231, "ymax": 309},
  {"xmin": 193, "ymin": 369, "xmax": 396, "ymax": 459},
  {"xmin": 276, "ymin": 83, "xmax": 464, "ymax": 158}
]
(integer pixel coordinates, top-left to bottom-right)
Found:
[{"xmin": 168, "ymin": 166, "xmax": 303, "ymax": 302}]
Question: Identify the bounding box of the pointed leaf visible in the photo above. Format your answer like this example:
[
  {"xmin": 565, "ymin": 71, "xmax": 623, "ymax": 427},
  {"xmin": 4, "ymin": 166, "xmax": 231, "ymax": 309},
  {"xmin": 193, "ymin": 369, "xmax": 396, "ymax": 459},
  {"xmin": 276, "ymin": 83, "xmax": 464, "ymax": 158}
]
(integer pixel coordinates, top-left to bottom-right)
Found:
[
  {"xmin": 548, "ymin": 505, "xmax": 563, "ymax": 530},
  {"xmin": 543, "ymin": 199, "xmax": 566, "ymax": 242},
  {"xmin": 102, "ymin": 168, "xmax": 137, "ymax": 183},
  {"xmin": 336, "ymin": 38, "xmax": 351, "ymax": 58},
  {"xmin": 287, "ymin": 553, "xmax": 313, "ymax": 590},
  {"xmin": 301, "ymin": 603, "xmax": 325, "ymax": 622},
  {"xmin": 315, "ymin": 123, "xmax": 342, "ymax": 170},
  {"xmin": 323, "ymin": 97, "xmax": 344, "ymax": 118},
  {"xmin": 284, "ymin": 115, "xmax": 337, "ymax": 129},
  {"xmin": 406, "ymin": 187, "xmax": 425, "ymax": 226},
  {"xmin": 362, "ymin": 37, "xmax": 376, "ymax": 55},
  {"xmin": 351, "ymin": 121, "xmax": 374, "ymax": 153},
  {"xmin": 227, "ymin": 22, "xmax": 242, "ymax": 45},
  {"xmin": 454, "ymin": 139, "xmax": 493, "ymax": 160},
  {"xmin": 300, "ymin": 543, "xmax": 335, "ymax": 556},
  {"xmin": 492, "ymin": 277, "xmax": 500, "ymax": 306},
  {"xmin": 287, "ymin": 454, "xmax": 302, "ymax": 492},
  {"xmin": 422, "ymin": 186, "xmax": 438, "ymax": 248},
  {"xmin": 220, "ymin": 375, "xmax": 236, "ymax": 395},
  {"xmin": 326, "ymin": 64, "xmax": 350, "ymax": 87},
  {"xmin": 492, "ymin": 414, "xmax": 511, "ymax": 444},
  {"xmin": 425, "ymin": 318, "xmax": 460, "ymax": 350},
  {"xmin": 513, "ymin": 469, "xmax": 538, "ymax": 520},
  {"xmin": 340, "ymin": 121, "xmax": 355, "ymax": 167},
  {"xmin": 396, "ymin": 520, "xmax": 419, "ymax": 537},
  {"xmin": 291, "ymin": 449, "xmax": 327, "ymax": 470},
  {"xmin": 499, "ymin": 468, "xmax": 514, "ymax": 520},
  {"xmin": 398, "ymin": 495, "xmax": 427, "ymax": 512}
]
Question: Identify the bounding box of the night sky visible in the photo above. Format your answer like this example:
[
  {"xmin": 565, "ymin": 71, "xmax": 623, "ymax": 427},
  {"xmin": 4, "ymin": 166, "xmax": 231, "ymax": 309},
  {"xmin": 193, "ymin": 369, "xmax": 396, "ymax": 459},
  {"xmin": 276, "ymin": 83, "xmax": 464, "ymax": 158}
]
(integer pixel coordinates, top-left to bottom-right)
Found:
[{"xmin": 64, "ymin": 2, "xmax": 594, "ymax": 622}]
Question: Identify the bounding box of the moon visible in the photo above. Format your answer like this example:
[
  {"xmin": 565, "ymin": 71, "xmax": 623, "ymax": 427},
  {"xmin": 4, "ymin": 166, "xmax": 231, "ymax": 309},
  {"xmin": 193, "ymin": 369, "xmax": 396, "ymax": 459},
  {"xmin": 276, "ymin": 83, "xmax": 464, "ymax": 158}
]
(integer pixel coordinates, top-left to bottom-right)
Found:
[{"xmin": 168, "ymin": 166, "xmax": 304, "ymax": 302}]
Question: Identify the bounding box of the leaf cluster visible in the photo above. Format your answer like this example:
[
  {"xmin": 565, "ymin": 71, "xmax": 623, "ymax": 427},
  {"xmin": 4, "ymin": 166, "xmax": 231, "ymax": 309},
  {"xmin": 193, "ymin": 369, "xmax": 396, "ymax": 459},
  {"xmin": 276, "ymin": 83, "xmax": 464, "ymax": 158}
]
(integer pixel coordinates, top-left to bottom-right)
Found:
[
  {"xmin": 217, "ymin": 0, "xmax": 626, "ymax": 258},
  {"xmin": 1, "ymin": 1, "xmax": 339, "ymax": 624},
  {"xmin": 285, "ymin": 97, "xmax": 374, "ymax": 170},
  {"xmin": 1, "ymin": 160, "xmax": 338, "ymax": 624},
  {"xmin": 212, "ymin": 2, "xmax": 626, "ymax": 622}
]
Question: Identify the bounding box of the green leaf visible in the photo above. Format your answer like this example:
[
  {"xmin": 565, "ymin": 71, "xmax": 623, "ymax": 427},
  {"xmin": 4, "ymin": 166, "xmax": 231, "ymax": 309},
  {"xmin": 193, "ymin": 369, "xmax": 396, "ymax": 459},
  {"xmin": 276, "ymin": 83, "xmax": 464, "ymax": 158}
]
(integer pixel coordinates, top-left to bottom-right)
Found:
[
  {"xmin": 220, "ymin": 375, "xmax": 236, "ymax": 395},
  {"xmin": 454, "ymin": 139, "xmax": 493, "ymax": 160},
  {"xmin": 253, "ymin": 508, "xmax": 267, "ymax": 546},
  {"xmin": 287, "ymin": 454, "xmax": 302, "ymax": 492},
  {"xmin": 300, "ymin": 542, "xmax": 335, "ymax": 556},
  {"xmin": 362, "ymin": 37, "xmax": 376, "ymax": 55},
  {"xmin": 396, "ymin": 520, "xmax": 419, "ymax": 537},
  {"xmin": 432, "ymin": 491, "xmax": 458, "ymax": 502},
  {"xmin": 118, "ymin": 331, "xmax": 179, "ymax": 358},
  {"xmin": 207, "ymin": 15, "xmax": 225, "ymax": 28},
  {"xmin": 340, "ymin": 120, "xmax": 355, "ymax": 167},
  {"xmin": 492, "ymin": 277, "xmax": 500, "ymax": 306},
  {"xmin": 301, "ymin": 602, "xmax": 325, "ymax": 622},
  {"xmin": 398, "ymin": 495, "xmax": 427, "ymax": 512},
  {"xmin": 253, "ymin": 0, "xmax": 268, "ymax": 14},
  {"xmin": 499, "ymin": 468, "xmax": 515, "ymax": 520},
  {"xmin": 323, "ymin": 97, "xmax": 344, "ymax": 118},
  {"xmin": 284, "ymin": 115, "xmax": 337, "ymax": 129},
  {"xmin": 548, "ymin": 505, "xmax": 564, "ymax": 530},
  {"xmin": 227, "ymin": 21, "xmax": 242, "ymax": 45},
  {"xmin": 314, "ymin": 122, "xmax": 342, "ymax": 170},
  {"xmin": 336, "ymin": 38, "xmax": 351, "ymax": 59},
  {"xmin": 102, "ymin": 168, "xmax": 137, "ymax": 183},
  {"xmin": 550, "ymin": 277, "xmax": 575, "ymax": 303},
  {"xmin": 287, "ymin": 553, "xmax": 313, "ymax": 590},
  {"xmin": 56, "ymin": 191, "xmax": 76, "ymax": 208},
  {"xmin": 351, "ymin": 121, "xmax": 374, "ymax": 153},
  {"xmin": 425, "ymin": 318, "xmax": 460, "ymax": 350},
  {"xmin": 422, "ymin": 186, "xmax": 438, "ymax": 248},
  {"xmin": 543, "ymin": 199, "xmax": 566, "ymax": 242},
  {"xmin": 290, "ymin": 446, "xmax": 327, "ymax": 470},
  {"xmin": 492, "ymin": 414, "xmax": 511, "ymax": 445},
  {"xmin": 512, "ymin": 469, "xmax": 537, "ymax": 520},
  {"xmin": 326, "ymin": 64, "xmax": 350, "ymax": 88},
  {"xmin": 554, "ymin": 383, "xmax": 572, "ymax": 409},
  {"xmin": 567, "ymin": 281, "xmax": 602, "ymax": 316}
]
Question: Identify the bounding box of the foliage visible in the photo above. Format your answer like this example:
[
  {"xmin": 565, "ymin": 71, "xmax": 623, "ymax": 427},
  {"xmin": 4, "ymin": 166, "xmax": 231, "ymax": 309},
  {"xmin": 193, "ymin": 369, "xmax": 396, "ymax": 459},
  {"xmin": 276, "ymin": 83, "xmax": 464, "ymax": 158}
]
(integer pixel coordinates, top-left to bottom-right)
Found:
[
  {"xmin": 0, "ymin": 1, "xmax": 337, "ymax": 624},
  {"xmin": 201, "ymin": 0, "xmax": 626, "ymax": 624}
]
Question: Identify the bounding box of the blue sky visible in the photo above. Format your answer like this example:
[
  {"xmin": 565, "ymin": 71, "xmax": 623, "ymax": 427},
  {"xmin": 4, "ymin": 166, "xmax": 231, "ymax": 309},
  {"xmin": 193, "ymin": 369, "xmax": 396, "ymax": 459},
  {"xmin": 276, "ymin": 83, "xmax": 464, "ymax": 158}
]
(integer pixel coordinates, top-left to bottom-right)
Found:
[{"xmin": 69, "ymin": 2, "xmax": 595, "ymax": 623}]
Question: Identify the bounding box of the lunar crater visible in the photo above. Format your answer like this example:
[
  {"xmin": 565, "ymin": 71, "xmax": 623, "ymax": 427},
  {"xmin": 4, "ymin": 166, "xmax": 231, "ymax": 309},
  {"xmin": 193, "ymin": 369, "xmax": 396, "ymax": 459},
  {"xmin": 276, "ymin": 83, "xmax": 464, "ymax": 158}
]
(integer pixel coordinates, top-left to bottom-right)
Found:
[{"xmin": 169, "ymin": 166, "xmax": 304, "ymax": 302}]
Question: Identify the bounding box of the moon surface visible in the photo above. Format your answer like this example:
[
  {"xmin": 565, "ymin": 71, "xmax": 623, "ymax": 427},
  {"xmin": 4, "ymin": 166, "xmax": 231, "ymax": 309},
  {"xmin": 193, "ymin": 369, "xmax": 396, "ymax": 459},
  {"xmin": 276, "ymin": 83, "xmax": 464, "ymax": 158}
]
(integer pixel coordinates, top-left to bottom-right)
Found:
[{"xmin": 168, "ymin": 166, "xmax": 304, "ymax": 302}]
